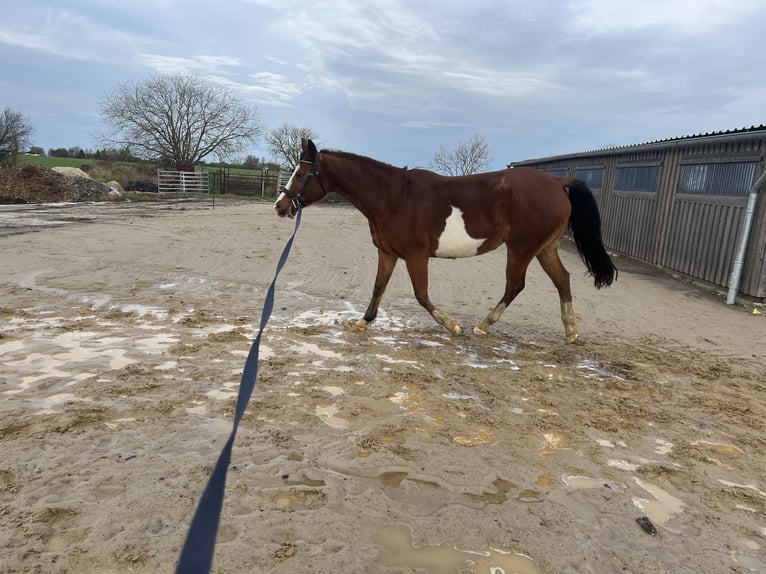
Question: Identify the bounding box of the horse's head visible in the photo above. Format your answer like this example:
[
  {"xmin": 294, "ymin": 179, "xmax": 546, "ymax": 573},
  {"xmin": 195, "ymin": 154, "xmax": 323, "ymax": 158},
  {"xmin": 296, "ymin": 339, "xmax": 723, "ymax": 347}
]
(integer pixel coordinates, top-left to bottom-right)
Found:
[{"xmin": 274, "ymin": 139, "xmax": 328, "ymax": 218}]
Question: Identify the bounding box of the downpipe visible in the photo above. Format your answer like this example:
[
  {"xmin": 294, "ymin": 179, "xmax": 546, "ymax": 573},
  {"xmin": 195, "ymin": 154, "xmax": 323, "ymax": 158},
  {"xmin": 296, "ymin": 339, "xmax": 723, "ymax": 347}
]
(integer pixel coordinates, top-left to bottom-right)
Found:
[{"xmin": 727, "ymin": 170, "xmax": 766, "ymax": 304}]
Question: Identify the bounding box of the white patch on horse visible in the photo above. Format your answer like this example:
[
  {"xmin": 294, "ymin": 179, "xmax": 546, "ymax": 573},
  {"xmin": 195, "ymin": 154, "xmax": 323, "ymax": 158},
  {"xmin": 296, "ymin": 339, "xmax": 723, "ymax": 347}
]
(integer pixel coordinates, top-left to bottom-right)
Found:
[{"xmin": 435, "ymin": 207, "xmax": 485, "ymax": 258}]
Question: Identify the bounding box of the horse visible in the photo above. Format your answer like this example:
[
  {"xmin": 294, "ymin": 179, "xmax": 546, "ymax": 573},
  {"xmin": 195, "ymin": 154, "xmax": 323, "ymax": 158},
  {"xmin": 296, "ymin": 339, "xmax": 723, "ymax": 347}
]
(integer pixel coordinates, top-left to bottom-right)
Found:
[{"xmin": 274, "ymin": 139, "xmax": 616, "ymax": 343}]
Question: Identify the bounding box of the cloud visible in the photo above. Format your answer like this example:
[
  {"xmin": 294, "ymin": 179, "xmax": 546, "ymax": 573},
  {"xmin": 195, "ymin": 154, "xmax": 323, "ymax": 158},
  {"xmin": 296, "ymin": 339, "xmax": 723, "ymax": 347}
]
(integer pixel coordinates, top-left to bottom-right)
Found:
[
  {"xmin": 572, "ymin": 0, "xmax": 761, "ymax": 34},
  {"xmin": 2, "ymin": 0, "xmax": 765, "ymax": 167},
  {"xmin": 0, "ymin": 30, "xmax": 53, "ymax": 52},
  {"xmin": 400, "ymin": 120, "xmax": 471, "ymax": 130},
  {"xmin": 0, "ymin": 7, "xmax": 143, "ymax": 63},
  {"xmin": 225, "ymin": 72, "xmax": 302, "ymax": 108},
  {"xmin": 135, "ymin": 53, "xmax": 242, "ymax": 76}
]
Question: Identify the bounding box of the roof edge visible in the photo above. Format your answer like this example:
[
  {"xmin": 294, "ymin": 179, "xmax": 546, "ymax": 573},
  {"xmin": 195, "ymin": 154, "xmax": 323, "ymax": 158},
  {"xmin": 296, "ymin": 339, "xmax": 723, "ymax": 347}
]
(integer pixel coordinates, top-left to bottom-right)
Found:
[{"xmin": 510, "ymin": 124, "xmax": 766, "ymax": 167}]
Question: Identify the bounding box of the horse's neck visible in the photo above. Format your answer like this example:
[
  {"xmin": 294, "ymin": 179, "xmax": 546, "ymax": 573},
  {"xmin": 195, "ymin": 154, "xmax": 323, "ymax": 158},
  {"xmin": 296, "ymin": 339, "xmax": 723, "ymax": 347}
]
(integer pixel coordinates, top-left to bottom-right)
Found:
[{"xmin": 323, "ymin": 154, "xmax": 403, "ymax": 219}]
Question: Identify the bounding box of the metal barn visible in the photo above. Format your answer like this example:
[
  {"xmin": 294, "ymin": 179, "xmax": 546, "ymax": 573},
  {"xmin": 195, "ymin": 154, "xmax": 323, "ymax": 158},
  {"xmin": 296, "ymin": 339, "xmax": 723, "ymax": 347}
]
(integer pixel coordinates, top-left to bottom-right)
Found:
[{"xmin": 510, "ymin": 126, "xmax": 766, "ymax": 302}]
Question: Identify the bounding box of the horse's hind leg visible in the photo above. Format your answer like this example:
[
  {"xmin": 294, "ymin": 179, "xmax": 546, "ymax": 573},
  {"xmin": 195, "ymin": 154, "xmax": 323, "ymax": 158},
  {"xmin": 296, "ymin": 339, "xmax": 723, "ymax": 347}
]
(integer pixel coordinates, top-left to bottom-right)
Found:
[
  {"xmin": 536, "ymin": 242, "xmax": 578, "ymax": 343},
  {"xmin": 345, "ymin": 249, "xmax": 398, "ymax": 332},
  {"xmin": 405, "ymin": 256, "xmax": 461, "ymax": 335},
  {"xmin": 473, "ymin": 252, "xmax": 530, "ymax": 336}
]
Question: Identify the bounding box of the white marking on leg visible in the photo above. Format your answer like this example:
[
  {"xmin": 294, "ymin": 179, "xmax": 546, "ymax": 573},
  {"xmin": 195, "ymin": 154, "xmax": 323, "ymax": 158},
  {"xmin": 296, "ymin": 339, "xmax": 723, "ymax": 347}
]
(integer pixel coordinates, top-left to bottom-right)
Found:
[
  {"xmin": 435, "ymin": 207, "xmax": 485, "ymax": 258},
  {"xmin": 561, "ymin": 301, "xmax": 578, "ymax": 342}
]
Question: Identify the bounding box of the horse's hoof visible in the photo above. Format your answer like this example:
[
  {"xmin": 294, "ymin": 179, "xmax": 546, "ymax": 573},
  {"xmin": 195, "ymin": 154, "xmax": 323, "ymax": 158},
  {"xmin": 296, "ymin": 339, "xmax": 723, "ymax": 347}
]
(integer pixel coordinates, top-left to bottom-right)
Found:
[
  {"xmin": 452, "ymin": 324, "xmax": 462, "ymax": 336},
  {"xmin": 473, "ymin": 326, "xmax": 488, "ymax": 336},
  {"xmin": 566, "ymin": 332, "xmax": 579, "ymax": 344},
  {"xmin": 343, "ymin": 319, "xmax": 367, "ymax": 332}
]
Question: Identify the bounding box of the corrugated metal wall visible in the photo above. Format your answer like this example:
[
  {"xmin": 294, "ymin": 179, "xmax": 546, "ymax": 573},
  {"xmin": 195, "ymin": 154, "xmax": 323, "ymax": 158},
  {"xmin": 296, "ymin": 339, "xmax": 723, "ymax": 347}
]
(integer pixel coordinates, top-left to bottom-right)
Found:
[{"xmin": 514, "ymin": 132, "xmax": 766, "ymax": 300}]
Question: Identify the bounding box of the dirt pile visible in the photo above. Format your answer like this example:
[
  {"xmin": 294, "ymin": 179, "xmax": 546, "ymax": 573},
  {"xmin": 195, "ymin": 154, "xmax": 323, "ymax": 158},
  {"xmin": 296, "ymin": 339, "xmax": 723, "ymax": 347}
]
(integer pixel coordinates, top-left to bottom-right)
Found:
[{"xmin": 0, "ymin": 164, "xmax": 111, "ymax": 204}]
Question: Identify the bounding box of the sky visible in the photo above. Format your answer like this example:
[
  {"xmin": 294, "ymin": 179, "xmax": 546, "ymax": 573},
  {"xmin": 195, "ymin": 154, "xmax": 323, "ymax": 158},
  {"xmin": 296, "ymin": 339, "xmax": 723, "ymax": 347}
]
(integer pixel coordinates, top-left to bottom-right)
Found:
[{"xmin": 1, "ymin": 0, "xmax": 764, "ymax": 170}]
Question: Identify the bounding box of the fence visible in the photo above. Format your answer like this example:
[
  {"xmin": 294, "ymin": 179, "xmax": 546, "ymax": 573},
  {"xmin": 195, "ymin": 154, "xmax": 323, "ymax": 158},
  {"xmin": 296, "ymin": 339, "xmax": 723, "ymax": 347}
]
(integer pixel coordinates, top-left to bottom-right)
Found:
[
  {"xmin": 511, "ymin": 126, "xmax": 766, "ymax": 301},
  {"xmin": 207, "ymin": 168, "xmax": 287, "ymax": 197},
  {"xmin": 157, "ymin": 168, "xmax": 290, "ymax": 197},
  {"xmin": 157, "ymin": 171, "xmax": 210, "ymax": 195}
]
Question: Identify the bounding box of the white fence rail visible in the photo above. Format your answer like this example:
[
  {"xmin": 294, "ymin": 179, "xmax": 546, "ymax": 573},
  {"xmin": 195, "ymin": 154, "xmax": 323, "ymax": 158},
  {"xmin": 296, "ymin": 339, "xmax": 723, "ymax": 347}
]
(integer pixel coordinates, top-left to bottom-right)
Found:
[{"xmin": 158, "ymin": 171, "xmax": 210, "ymax": 194}]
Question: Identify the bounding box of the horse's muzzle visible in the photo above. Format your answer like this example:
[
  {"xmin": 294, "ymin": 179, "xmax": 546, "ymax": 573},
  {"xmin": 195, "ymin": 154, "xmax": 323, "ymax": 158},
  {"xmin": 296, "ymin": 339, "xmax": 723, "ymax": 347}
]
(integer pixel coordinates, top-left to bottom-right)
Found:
[{"xmin": 274, "ymin": 198, "xmax": 297, "ymax": 219}]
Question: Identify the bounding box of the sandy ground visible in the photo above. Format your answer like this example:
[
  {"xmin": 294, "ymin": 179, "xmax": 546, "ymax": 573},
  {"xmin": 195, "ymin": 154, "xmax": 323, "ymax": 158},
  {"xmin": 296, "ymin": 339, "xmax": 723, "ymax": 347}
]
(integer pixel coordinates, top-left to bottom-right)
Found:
[{"xmin": 1, "ymin": 199, "xmax": 765, "ymax": 574}]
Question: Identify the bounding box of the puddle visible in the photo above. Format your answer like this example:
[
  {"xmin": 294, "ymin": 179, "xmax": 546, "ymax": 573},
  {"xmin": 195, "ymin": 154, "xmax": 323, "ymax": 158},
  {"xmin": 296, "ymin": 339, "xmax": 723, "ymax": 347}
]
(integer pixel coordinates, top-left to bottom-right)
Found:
[
  {"xmin": 155, "ymin": 361, "xmax": 178, "ymax": 371},
  {"xmin": 413, "ymin": 338, "xmax": 444, "ymax": 348},
  {"xmin": 186, "ymin": 403, "xmax": 208, "ymax": 415},
  {"xmin": 116, "ymin": 303, "xmax": 167, "ymax": 319},
  {"xmin": 104, "ymin": 417, "xmax": 137, "ymax": 429},
  {"xmin": 0, "ymin": 340, "xmax": 25, "ymax": 354},
  {"xmin": 315, "ymin": 404, "xmax": 349, "ymax": 429},
  {"xmin": 290, "ymin": 309, "xmax": 347, "ymax": 328},
  {"xmin": 654, "ymin": 439, "xmax": 674, "ymax": 455},
  {"xmin": 453, "ymin": 430, "xmax": 495, "ymax": 446},
  {"xmin": 563, "ymin": 475, "xmax": 608, "ymax": 490},
  {"xmin": 632, "ymin": 477, "xmax": 685, "ymax": 525},
  {"xmin": 443, "ymin": 392, "xmax": 480, "ymax": 400},
  {"xmin": 30, "ymin": 392, "xmax": 82, "ymax": 414},
  {"xmin": 282, "ymin": 473, "xmax": 325, "ymax": 488},
  {"xmin": 7, "ymin": 368, "xmax": 72, "ymax": 394},
  {"xmin": 538, "ymin": 433, "xmax": 567, "ymax": 454},
  {"xmin": 607, "ymin": 459, "xmax": 640, "ymax": 471},
  {"xmin": 133, "ymin": 333, "xmax": 178, "ymax": 353},
  {"xmin": 468, "ymin": 478, "xmax": 513, "ymax": 504},
  {"xmin": 377, "ymin": 525, "xmax": 542, "ymax": 573},
  {"xmin": 375, "ymin": 354, "xmax": 420, "ymax": 366},
  {"xmin": 380, "ymin": 471, "xmax": 409, "ymax": 487},
  {"xmin": 293, "ymin": 341, "xmax": 341, "ymax": 358},
  {"xmin": 390, "ymin": 391, "xmax": 420, "ymax": 412},
  {"xmin": 333, "ymin": 365, "xmax": 355, "ymax": 372},
  {"xmin": 576, "ymin": 359, "xmax": 623, "ymax": 380}
]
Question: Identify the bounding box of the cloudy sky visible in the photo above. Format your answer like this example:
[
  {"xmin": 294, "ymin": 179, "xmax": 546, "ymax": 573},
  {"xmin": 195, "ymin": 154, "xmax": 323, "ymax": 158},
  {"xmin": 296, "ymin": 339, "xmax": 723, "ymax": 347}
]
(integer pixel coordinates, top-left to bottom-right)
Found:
[{"xmin": 1, "ymin": 0, "xmax": 764, "ymax": 170}]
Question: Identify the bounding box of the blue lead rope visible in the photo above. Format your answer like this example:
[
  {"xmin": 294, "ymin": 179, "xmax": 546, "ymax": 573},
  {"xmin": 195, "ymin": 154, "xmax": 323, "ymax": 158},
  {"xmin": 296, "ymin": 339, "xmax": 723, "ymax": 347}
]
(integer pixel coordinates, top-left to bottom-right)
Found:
[{"xmin": 175, "ymin": 208, "xmax": 302, "ymax": 573}]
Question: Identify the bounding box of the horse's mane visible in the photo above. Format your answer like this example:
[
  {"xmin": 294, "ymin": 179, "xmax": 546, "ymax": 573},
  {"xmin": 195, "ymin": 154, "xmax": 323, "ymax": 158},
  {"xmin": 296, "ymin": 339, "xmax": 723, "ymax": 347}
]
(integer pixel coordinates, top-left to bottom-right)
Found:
[{"xmin": 322, "ymin": 149, "xmax": 406, "ymax": 172}]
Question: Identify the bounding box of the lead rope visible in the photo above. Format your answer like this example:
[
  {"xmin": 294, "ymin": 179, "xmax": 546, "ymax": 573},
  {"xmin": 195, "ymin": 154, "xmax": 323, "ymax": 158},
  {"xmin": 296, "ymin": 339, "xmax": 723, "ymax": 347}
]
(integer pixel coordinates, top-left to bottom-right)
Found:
[{"xmin": 175, "ymin": 207, "xmax": 303, "ymax": 573}]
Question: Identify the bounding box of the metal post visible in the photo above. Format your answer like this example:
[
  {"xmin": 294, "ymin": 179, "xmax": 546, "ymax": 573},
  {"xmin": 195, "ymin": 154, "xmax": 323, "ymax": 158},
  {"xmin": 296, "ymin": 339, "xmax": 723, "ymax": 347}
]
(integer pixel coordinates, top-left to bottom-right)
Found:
[{"xmin": 727, "ymin": 170, "xmax": 766, "ymax": 304}]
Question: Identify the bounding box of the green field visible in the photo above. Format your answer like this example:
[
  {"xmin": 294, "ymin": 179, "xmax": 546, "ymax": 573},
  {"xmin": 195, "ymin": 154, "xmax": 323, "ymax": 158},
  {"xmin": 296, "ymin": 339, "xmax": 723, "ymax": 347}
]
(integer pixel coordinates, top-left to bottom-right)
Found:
[{"xmin": 18, "ymin": 155, "xmax": 95, "ymax": 169}]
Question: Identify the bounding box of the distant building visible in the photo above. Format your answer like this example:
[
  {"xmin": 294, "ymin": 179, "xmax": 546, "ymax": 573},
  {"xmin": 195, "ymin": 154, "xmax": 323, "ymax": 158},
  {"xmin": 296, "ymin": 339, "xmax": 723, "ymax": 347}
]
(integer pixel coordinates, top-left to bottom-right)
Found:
[{"xmin": 510, "ymin": 126, "xmax": 766, "ymax": 301}]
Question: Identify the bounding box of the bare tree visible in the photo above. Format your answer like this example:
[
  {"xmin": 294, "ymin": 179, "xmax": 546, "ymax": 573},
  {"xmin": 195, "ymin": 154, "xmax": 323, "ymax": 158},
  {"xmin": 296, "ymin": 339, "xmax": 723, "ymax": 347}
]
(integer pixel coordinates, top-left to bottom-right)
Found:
[
  {"xmin": 430, "ymin": 134, "xmax": 492, "ymax": 176},
  {"xmin": 98, "ymin": 72, "xmax": 263, "ymax": 171},
  {"xmin": 266, "ymin": 124, "xmax": 318, "ymax": 170},
  {"xmin": 0, "ymin": 107, "xmax": 35, "ymax": 167}
]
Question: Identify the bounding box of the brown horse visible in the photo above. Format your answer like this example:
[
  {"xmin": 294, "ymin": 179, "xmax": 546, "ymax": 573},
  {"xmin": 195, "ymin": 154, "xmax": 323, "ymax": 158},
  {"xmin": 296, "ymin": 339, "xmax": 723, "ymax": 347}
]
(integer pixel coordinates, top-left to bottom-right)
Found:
[{"xmin": 275, "ymin": 139, "xmax": 616, "ymax": 342}]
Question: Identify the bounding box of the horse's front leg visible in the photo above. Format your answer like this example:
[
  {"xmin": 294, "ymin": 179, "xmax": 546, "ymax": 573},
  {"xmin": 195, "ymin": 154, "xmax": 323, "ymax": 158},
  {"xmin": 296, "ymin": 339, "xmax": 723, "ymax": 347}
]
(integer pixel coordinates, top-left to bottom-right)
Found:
[
  {"xmin": 344, "ymin": 249, "xmax": 398, "ymax": 332},
  {"xmin": 405, "ymin": 256, "xmax": 461, "ymax": 335}
]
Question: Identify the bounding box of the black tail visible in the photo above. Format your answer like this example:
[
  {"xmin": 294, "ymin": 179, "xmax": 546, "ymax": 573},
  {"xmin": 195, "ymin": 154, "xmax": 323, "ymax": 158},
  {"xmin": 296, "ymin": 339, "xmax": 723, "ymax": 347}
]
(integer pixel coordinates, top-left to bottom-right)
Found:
[{"xmin": 565, "ymin": 179, "xmax": 617, "ymax": 289}]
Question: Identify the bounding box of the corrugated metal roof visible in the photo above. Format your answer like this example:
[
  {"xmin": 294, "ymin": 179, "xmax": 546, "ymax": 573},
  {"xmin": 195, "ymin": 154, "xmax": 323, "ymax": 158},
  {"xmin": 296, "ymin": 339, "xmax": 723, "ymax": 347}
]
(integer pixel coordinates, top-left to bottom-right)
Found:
[{"xmin": 511, "ymin": 124, "xmax": 766, "ymax": 166}]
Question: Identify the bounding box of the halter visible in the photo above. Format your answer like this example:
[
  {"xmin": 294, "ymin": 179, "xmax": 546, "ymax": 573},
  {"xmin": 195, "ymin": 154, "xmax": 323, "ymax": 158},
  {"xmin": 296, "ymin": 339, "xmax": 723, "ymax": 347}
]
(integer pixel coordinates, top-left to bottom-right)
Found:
[{"xmin": 281, "ymin": 152, "xmax": 328, "ymax": 211}]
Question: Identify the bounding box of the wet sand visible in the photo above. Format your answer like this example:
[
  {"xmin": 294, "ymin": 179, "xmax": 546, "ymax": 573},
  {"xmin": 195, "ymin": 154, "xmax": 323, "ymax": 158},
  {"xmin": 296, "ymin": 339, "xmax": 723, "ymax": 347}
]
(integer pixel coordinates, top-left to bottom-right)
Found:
[{"xmin": 1, "ymin": 200, "xmax": 764, "ymax": 573}]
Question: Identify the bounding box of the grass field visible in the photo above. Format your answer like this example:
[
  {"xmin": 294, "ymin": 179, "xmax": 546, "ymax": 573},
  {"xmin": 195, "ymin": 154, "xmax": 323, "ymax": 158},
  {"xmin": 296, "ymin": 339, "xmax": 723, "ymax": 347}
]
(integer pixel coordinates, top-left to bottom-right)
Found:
[{"xmin": 18, "ymin": 155, "xmax": 95, "ymax": 169}]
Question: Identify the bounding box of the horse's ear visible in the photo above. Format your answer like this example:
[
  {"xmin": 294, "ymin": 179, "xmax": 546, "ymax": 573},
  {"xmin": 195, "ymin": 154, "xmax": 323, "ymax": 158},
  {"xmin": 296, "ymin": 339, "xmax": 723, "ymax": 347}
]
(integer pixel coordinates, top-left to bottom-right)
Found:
[{"xmin": 300, "ymin": 138, "xmax": 317, "ymax": 161}]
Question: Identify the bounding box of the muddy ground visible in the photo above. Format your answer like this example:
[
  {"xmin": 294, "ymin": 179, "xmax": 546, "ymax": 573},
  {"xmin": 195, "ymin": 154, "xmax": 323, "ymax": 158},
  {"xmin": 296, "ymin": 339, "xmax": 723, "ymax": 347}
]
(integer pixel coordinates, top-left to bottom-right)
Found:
[{"xmin": 0, "ymin": 200, "xmax": 764, "ymax": 573}]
